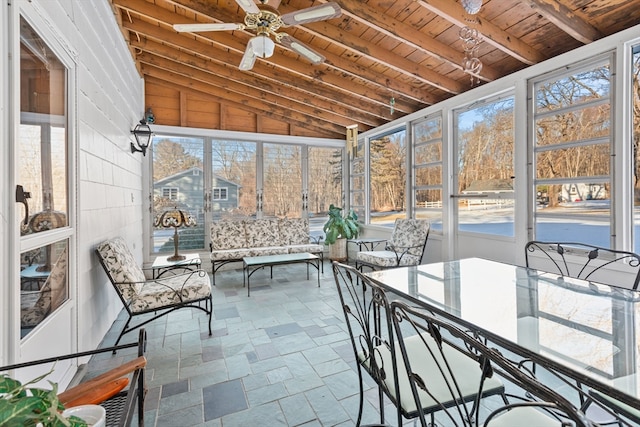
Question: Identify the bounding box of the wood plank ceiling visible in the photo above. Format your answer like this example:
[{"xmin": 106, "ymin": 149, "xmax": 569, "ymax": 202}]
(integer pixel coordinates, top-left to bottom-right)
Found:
[{"xmin": 110, "ymin": 0, "xmax": 640, "ymax": 139}]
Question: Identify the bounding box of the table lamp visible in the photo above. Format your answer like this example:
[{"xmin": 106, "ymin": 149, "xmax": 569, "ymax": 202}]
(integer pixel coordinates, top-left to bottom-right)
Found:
[{"xmin": 154, "ymin": 208, "xmax": 197, "ymax": 261}]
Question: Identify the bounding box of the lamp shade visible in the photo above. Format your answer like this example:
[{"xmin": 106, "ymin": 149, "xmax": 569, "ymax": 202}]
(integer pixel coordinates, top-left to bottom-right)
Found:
[
  {"xmin": 154, "ymin": 208, "xmax": 196, "ymax": 261},
  {"xmin": 248, "ymin": 35, "xmax": 275, "ymax": 58}
]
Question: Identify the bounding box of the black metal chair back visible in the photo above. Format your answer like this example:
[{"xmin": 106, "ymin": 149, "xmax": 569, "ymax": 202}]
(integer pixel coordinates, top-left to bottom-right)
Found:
[
  {"xmin": 389, "ymin": 301, "xmax": 595, "ymax": 427},
  {"xmin": 332, "ymin": 261, "xmax": 399, "ymax": 426},
  {"xmin": 525, "ymin": 241, "xmax": 640, "ymax": 290}
]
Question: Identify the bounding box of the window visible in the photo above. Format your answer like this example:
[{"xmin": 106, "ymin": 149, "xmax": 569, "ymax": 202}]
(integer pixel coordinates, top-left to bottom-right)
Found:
[
  {"xmin": 350, "ymin": 139, "xmax": 365, "ymax": 221},
  {"xmin": 413, "ymin": 115, "xmax": 443, "ymax": 231},
  {"xmin": 308, "ymin": 146, "xmax": 343, "ymax": 233},
  {"xmin": 633, "ymin": 45, "xmax": 640, "ymax": 252},
  {"xmin": 369, "ymin": 128, "xmax": 407, "ymax": 226},
  {"xmin": 212, "ymin": 140, "xmax": 256, "ymax": 219},
  {"xmin": 162, "ymin": 187, "xmax": 178, "ymax": 200},
  {"xmin": 531, "ymin": 55, "xmax": 612, "ymax": 246},
  {"xmin": 212, "ymin": 187, "xmax": 228, "ymax": 200},
  {"xmin": 263, "ymin": 143, "xmax": 302, "ymax": 218},
  {"xmin": 152, "ymin": 136, "xmax": 204, "ymax": 252}
]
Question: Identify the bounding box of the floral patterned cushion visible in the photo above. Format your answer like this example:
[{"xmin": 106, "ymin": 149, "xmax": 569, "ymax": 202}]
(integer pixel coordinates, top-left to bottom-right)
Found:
[
  {"xmin": 211, "ymin": 220, "xmax": 247, "ymax": 250},
  {"xmin": 128, "ymin": 271, "xmax": 211, "ymax": 313},
  {"xmin": 288, "ymin": 244, "xmax": 323, "ymax": 255},
  {"xmin": 97, "ymin": 237, "xmax": 211, "ymax": 311},
  {"xmin": 211, "ymin": 248, "xmax": 253, "ymax": 261},
  {"xmin": 247, "ymin": 246, "xmax": 289, "ymax": 257},
  {"xmin": 356, "ymin": 219, "xmax": 429, "ymax": 268},
  {"xmin": 245, "ymin": 219, "xmax": 283, "ymax": 247},
  {"xmin": 96, "ymin": 237, "xmax": 146, "ymax": 300},
  {"xmin": 389, "ymin": 219, "xmax": 430, "ymax": 257},
  {"xmin": 356, "ymin": 250, "xmax": 421, "ymax": 268},
  {"xmin": 279, "ymin": 218, "xmax": 310, "ymax": 245}
]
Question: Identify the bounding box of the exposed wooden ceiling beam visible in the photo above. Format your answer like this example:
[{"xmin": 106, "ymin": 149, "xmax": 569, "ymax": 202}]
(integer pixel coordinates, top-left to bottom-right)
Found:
[
  {"xmin": 142, "ymin": 67, "xmax": 348, "ymax": 137},
  {"xmin": 414, "ymin": 0, "xmax": 547, "ymax": 65},
  {"xmin": 114, "ymin": 0, "xmax": 421, "ymax": 113},
  {"xmin": 165, "ymin": 0, "xmax": 446, "ymax": 101},
  {"xmin": 526, "ymin": 0, "xmax": 603, "ymax": 44},
  {"xmin": 326, "ymin": 0, "xmax": 502, "ymax": 82},
  {"xmin": 131, "ymin": 37, "xmax": 384, "ymax": 127}
]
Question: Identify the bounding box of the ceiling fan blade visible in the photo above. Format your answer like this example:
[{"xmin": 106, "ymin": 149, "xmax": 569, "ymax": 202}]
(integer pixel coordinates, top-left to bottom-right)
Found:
[
  {"xmin": 173, "ymin": 23, "xmax": 242, "ymax": 32},
  {"xmin": 278, "ymin": 34, "xmax": 325, "ymax": 65},
  {"xmin": 280, "ymin": 2, "xmax": 341, "ymax": 26},
  {"xmin": 235, "ymin": 0, "xmax": 260, "ymax": 15},
  {"xmin": 239, "ymin": 45, "xmax": 257, "ymax": 71}
]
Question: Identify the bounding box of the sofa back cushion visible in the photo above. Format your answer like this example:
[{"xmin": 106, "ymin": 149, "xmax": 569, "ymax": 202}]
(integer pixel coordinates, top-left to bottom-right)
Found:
[
  {"xmin": 96, "ymin": 237, "xmax": 146, "ymax": 299},
  {"xmin": 245, "ymin": 218, "xmax": 282, "ymax": 247},
  {"xmin": 211, "ymin": 220, "xmax": 247, "ymax": 250},
  {"xmin": 279, "ymin": 218, "xmax": 310, "ymax": 245}
]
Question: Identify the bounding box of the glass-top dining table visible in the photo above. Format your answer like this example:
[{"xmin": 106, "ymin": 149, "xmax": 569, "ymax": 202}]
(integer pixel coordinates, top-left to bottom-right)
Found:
[{"xmin": 364, "ymin": 257, "xmax": 640, "ymax": 411}]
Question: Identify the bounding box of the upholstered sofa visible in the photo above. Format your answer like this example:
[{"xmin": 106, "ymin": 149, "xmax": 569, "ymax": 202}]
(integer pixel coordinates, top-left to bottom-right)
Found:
[{"xmin": 209, "ymin": 217, "xmax": 323, "ymax": 284}]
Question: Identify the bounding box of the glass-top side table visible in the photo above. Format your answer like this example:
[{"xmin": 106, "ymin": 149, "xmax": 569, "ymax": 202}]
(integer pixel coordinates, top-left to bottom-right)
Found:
[{"xmin": 151, "ymin": 253, "xmax": 201, "ymax": 278}]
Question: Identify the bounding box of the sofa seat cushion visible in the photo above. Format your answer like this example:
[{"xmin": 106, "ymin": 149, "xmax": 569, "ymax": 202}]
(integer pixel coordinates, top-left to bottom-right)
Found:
[
  {"xmin": 129, "ymin": 272, "xmax": 211, "ymax": 313},
  {"xmin": 211, "ymin": 249, "xmax": 253, "ymax": 261},
  {"xmin": 288, "ymin": 244, "xmax": 323, "ymax": 254},
  {"xmin": 357, "ymin": 251, "xmax": 421, "ymax": 268},
  {"xmin": 245, "ymin": 219, "xmax": 284, "ymax": 248},
  {"xmin": 248, "ymin": 246, "xmax": 289, "ymax": 257},
  {"xmin": 211, "ymin": 220, "xmax": 247, "ymax": 250}
]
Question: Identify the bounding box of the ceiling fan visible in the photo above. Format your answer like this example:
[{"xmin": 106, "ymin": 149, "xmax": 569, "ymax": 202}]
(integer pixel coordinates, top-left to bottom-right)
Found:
[{"xmin": 173, "ymin": 0, "xmax": 341, "ymax": 71}]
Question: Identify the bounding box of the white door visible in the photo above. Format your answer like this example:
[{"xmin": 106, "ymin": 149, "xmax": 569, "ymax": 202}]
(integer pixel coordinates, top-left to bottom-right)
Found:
[
  {"xmin": 452, "ymin": 95, "xmax": 516, "ymax": 261},
  {"xmin": 11, "ymin": 8, "xmax": 76, "ymax": 385}
]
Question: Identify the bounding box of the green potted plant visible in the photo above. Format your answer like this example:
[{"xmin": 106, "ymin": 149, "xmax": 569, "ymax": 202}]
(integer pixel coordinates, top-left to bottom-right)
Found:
[
  {"xmin": 323, "ymin": 204, "xmax": 359, "ymax": 261},
  {"xmin": 0, "ymin": 370, "xmax": 89, "ymax": 427}
]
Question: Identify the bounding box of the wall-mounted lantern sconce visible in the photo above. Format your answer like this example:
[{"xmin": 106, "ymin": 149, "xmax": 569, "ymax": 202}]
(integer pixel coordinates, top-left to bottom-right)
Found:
[{"xmin": 130, "ymin": 119, "xmax": 153, "ymax": 156}]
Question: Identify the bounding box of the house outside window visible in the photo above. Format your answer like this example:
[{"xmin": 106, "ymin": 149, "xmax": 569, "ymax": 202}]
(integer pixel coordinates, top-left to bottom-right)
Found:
[
  {"xmin": 162, "ymin": 187, "xmax": 178, "ymax": 200},
  {"xmin": 213, "ymin": 187, "xmax": 228, "ymax": 201}
]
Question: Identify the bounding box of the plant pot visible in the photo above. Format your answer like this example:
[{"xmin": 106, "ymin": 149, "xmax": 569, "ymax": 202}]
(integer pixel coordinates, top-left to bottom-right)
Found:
[
  {"xmin": 62, "ymin": 404, "xmax": 106, "ymax": 427},
  {"xmin": 328, "ymin": 238, "xmax": 347, "ymax": 262}
]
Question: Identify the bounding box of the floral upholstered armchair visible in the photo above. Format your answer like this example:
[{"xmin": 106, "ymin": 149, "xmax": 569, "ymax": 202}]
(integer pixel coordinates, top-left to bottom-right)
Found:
[
  {"xmin": 96, "ymin": 237, "xmax": 212, "ymax": 346},
  {"xmin": 355, "ymin": 219, "xmax": 430, "ymax": 271}
]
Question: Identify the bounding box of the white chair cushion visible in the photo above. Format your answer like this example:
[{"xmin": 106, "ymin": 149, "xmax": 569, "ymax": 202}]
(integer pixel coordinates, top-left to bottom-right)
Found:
[
  {"xmin": 288, "ymin": 244, "xmax": 323, "ymax": 254},
  {"xmin": 211, "ymin": 220, "xmax": 247, "ymax": 250},
  {"xmin": 485, "ymin": 406, "xmax": 560, "ymax": 426},
  {"xmin": 360, "ymin": 333, "xmax": 504, "ymax": 415}
]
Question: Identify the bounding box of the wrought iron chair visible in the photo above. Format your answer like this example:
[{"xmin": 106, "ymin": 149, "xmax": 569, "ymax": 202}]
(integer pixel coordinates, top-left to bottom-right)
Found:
[
  {"xmin": 96, "ymin": 237, "xmax": 213, "ymax": 347},
  {"xmin": 332, "ymin": 262, "xmax": 505, "ymax": 426},
  {"xmin": 389, "ymin": 301, "xmax": 597, "ymax": 426},
  {"xmin": 524, "ymin": 241, "xmax": 640, "ymax": 289},
  {"xmin": 355, "ymin": 219, "xmax": 430, "ymax": 272}
]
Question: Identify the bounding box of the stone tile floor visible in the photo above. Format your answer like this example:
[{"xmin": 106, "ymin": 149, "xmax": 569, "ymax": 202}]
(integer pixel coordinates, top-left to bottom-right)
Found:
[
  {"xmin": 89, "ymin": 261, "xmax": 399, "ymax": 427},
  {"xmin": 86, "ymin": 261, "xmax": 544, "ymax": 427}
]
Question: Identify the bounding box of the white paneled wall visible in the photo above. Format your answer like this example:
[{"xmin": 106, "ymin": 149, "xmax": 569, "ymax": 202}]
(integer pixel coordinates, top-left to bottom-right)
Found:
[{"xmin": 5, "ymin": 0, "xmax": 146, "ymax": 356}]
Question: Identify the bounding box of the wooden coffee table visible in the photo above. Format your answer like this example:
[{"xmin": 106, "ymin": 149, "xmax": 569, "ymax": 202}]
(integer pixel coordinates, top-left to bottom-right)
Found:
[{"xmin": 243, "ymin": 253, "xmax": 320, "ymax": 297}]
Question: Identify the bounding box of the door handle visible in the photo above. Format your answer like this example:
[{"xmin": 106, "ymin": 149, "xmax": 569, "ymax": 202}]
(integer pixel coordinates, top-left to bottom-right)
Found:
[{"xmin": 16, "ymin": 185, "xmax": 31, "ymax": 225}]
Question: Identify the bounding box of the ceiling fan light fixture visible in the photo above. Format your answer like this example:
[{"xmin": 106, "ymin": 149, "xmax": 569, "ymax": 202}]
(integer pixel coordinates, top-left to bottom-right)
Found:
[
  {"xmin": 249, "ymin": 34, "xmax": 275, "ymax": 58},
  {"xmin": 461, "ymin": 0, "xmax": 483, "ymax": 15}
]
